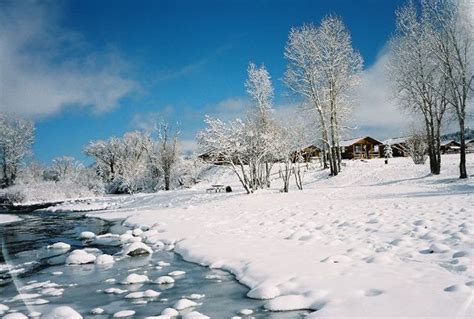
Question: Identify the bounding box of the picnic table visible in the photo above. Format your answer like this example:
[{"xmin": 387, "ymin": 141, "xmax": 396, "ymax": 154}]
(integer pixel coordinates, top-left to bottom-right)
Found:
[{"xmin": 206, "ymin": 184, "xmax": 226, "ymax": 193}]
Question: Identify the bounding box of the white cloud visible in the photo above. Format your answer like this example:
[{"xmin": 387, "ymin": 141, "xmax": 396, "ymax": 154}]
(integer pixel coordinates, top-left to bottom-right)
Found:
[
  {"xmin": 0, "ymin": 1, "xmax": 135, "ymax": 117},
  {"xmin": 353, "ymin": 48, "xmax": 410, "ymax": 139}
]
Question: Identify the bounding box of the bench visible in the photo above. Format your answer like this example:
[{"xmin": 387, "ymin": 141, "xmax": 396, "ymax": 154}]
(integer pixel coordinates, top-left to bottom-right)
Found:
[{"xmin": 206, "ymin": 184, "xmax": 226, "ymax": 193}]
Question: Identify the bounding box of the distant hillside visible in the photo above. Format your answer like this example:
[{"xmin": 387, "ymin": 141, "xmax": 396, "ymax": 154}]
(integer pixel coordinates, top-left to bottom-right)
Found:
[{"xmin": 441, "ymin": 127, "xmax": 474, "ymax": 141}]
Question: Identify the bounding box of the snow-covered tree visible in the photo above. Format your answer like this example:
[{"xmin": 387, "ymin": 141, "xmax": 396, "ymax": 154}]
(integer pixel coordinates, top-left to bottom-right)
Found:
[
  {"xmin": 384, "ymin": 144, "xmax": 393, "ymax": 159},
  {"xmin": 51, "ymin": 156, "xmax": 82, "ymax": 181},
  {"xmin": 148, "ymin": 121, "xmax": 180, "ymax": 191},
  {"xmin": 245, "ymin": 62, "xmax": 277, "ymax": 188},
  {"xmin": 85, "ymin": 132, "xmax": 152, "ymax": 194},
  {"xmin": 284, "ymin": 16, "xmax": 363, "ymax": 176},
  {"xmin": 198, "ymin": 116, "xmax": 255, "ymax": 193},
  {"xmin": 0, "ymin": 114, "xmax": 35, "ymax": 187},
  {"xmin": 389, "ymin": 1, "xmax": 448, "ymax": 175},
  {"xmin": 424, "ymin": 0, "xmax": 473, "ymax": 179},
  {"xmin": 398, "ymin": 126, "xmax": 428, "ymax": 165}
]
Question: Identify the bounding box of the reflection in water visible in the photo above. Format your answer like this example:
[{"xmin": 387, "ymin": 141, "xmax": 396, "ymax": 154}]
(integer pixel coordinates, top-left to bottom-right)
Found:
[{"xmin": 0, "ymin": 212, "xmax": 309, "ymax": 318}]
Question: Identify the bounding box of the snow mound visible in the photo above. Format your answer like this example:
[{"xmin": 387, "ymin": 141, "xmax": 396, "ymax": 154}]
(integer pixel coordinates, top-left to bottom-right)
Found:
[
  {"xmin": 90, "ymin": 308, "xmax": 104, "ymax": 315},
  {"xmin": 47, "ymin": 242, "xmax": 71, "ymax": 250},
  {"xmin": 43, "ymin": 306, "xmax": 83, "ymax": 319},
  {"xmin": 79, "ymin": 231, "xmax": 96, "ymax": 240},
  {"xmin": 66, "ymin": 250, "xmax": 96, "ymax": 265},
  {"xmin": 95, "ymin": 254, "xmax": 115, "ymax": 265},
  {"xmin": 2, "ymin": 313, "xmax": 28, "ymax": 319},
  {"xmin": 239, "ymin": 309, "xmax": 254, "ymax": 315},
  {"xmin": 113, "ymin": 310, "xmax": 135, "ymax": 318},
  {"xmin": 264, "ymin": 294, "xmax": 312, "ymax": 311},
  {"xmin": 161, "ymin": 308, "xmax": 179, "ymax": 316},
  {"xmin": 154, "ymin": 276, "xmax": 175, "ymax": 285},
  {"xmin": 121, "ymin": 273, "xmax": 149, "ymax": 284},
  {"xmin": 168, "ymin": 270, "xmax": 186, "ymax": 276},
  {"xmin": 132, "ymin": 228, "xmax": 143, "ymax": 236},
  {"xmin": 122, "ymin": 242, "xmax": 152, "ymax": 256},
  {"xmin": 173, "ymin": 298, "xmax": 198, "ymax": 310},
  {"xmin": 104, "ymin": 288, "xmax": 127, "ymax": 294},
  {"xmin": 247, "ymin": 284, "xmax": 280, "ymax": 299},
  {"xmin": 125, "ymin": 289, "xmax": 160, "ymax": 299}
]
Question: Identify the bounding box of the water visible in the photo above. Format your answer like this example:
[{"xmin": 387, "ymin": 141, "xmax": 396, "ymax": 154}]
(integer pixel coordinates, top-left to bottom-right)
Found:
[{"xmin": 0, "ymin": 211, "xmax": 308, "ymax": 318}]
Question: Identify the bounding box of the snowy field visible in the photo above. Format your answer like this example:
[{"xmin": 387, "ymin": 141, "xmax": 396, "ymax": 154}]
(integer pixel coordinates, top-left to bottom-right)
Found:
[{"xmin": 55, "ymin": 154, "xmax": 474, "ymax": 317}]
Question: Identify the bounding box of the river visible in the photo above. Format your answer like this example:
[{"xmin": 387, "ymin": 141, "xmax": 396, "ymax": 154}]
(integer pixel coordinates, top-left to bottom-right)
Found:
[{"xmin": 0, "ymin": 211, "xmax": 307, "ymax": 318}]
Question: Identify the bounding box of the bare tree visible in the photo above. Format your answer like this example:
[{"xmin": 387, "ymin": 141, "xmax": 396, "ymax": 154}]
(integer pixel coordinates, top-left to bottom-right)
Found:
[
  {"xmin": 284, "ymin": 16, "xmax": 363, "ymax": 176},
  {"xmin": 389, "ymin": 1, "xmax": 449, "ymax": 175},
  {"xmin": 0, "ymin": 114, "xmax": 35, "ymax": 187}
]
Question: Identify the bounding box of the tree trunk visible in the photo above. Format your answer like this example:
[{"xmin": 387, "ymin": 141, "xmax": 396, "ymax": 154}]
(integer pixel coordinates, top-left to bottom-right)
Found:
[{"xmin": 459, "ymin": 118, "xmax": 467, "ymax": 179}]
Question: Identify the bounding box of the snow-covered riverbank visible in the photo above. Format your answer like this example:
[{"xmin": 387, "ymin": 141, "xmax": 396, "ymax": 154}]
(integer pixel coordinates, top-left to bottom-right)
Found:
[{"xmin": 59, "ymin": 154, "xmax": 474, "ymax": 317}]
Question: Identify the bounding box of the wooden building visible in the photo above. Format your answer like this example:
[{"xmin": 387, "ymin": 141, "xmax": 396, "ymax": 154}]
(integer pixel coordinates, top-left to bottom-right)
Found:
[
  {"xmin": 441, "ymin": 140, "xmax": 461, "ymax": 154},
  {"xmin": 295, "ymin": 144, "xmax": 321, "ymax": 162},
  {"xmin": 382, "ymin": 137, "xmax": 409, "ymax": 157},
  {"xmin": 467, "ymin": 139, "xmax": 474, "ymax": 153},
  {"xmin": 340, "ymin": 136, "xmax": 383, "ymax": 159}
]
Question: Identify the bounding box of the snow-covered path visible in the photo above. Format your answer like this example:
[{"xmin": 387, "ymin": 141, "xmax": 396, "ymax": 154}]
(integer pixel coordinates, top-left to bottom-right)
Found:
[{"xmin": 85, "ymin": 154, "xmax": 473, "ymax": 317}]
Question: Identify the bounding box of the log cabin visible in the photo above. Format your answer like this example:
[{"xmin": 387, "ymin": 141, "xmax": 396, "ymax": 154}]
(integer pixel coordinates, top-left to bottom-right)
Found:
[
  {"xmin": 340, "ymin": 136, "xmax": 383, "ymax": 159},
  {"xmin": 467, "ymin": 139, "xmax": 474, "ymax": 153},
  {"xmin": 295, "ymin": 144, "xmax": 321, "ymax": 162},
  {"xmin": 382, "ymin": 137, "xmax": 409, "ymax": 157},
  {"xmin": 440, "ymin": 140, "xmax": 461, "ymax": 154}
]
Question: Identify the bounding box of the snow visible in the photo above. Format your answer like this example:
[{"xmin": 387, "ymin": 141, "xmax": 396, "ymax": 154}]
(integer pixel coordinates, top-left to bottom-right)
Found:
[
  {"xmin": 79, "ymin": 231, "xmax": 96, "ymax": 239},
  {"xmin": 0, "ymin": 214, "xmax": 21, "ymax": 224},
  {"xmin": 2, "ymin": 313, "xmax": 28, "ymax": 319},
  {"xmin": 81, "ymin": 154, "xmax": 474, "ymax": 317},
  {"xmin": 121, "ymin": 273, "xmax": 149, "ymax": 284},
  {"xmin": 160, "ymin": 308, "xmax": 179, "ymax": 316},
  {"xmin": 173, "ymin": 298, "xmax": 198, "ymax": 310},
  {"xmin": 94, "ymin": 254, "xmax": 115, "ymax": 265},
  {"xmin": 42, "ymin": 306, "xmax": 83, "ymax": 319},
  {"xmin": 167, "ymin": 270, "xmax": 185, "ymax": 277},
  {"xmin": 122, "ymin": 242, "xmax": 152, "ymax": 256},
  {"xmin": 112, "ymin": 310, "xmax": 135, "ymax": 318},
  {"xmin": 90, "ymin": 308, "xmax": 104, "ymax": 315},
  {"xmin": 154, "ymin": 276, "xmax": 175, "ymax": 285},
  {"xmin": 125, "ymin": 289, "xmax": 161, "ymax": 299},
  {"xmin": 47, "ymin": 242, "xmax": 71, "ymax": 250},
  {"xmin": 238, "ymin": 309, "xmax": 253, "ymax": 315},
  {"xmin": 65, "ymin": 250, "xmax": 96, "ymax": 265}
]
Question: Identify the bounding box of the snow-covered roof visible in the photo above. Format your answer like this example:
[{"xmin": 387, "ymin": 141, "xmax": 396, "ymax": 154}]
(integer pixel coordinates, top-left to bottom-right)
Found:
[
  {"xmin": 440, "ymin": 140, "xmax": 460, "ymax": 146},
  {"xmin": 383, "ymin": 136, "xmax": 409, "ymax": 145},
  {"xmin": 339, "ymin": 136, "xmax": 382, "ymax": 147}
]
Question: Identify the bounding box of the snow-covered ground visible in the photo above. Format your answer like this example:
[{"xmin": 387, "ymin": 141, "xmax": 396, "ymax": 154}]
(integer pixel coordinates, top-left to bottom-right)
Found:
[
  {"xmin": 0, "ymin": 214, "xmax": 21, "ymax": 224},
  {"xmin": 56, "ymin": 154, "xmax": 473, "ymax": 317}
]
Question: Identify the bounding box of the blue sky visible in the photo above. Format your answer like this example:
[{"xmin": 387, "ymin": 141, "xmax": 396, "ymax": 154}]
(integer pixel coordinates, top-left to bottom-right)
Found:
[{"xmin": 1, "ymin": 0, "xmax": 410, "ymax": 163}]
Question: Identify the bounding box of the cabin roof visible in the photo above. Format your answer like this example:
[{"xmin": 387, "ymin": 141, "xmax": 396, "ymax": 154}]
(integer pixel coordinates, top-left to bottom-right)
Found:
[
  {"xmin": 383, "ymin": 136, "xmax": 409, "ymax": 145},
  {"xmin": 440, "ymin": 140, "xmax": 461, "ymax": 146},
  {"xmin": 340, "ymin": 136, "xmax": 383, "ymax": 147}
]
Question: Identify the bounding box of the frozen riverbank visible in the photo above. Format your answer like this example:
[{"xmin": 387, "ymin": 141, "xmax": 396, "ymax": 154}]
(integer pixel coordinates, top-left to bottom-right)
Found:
[
  {"xmin": 1, "ymin": 211, "xmax": 306, "ymax": 318},
  {"xmin": 77, "ymin": 154, "xmax": 474, "ymax": 317}
]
